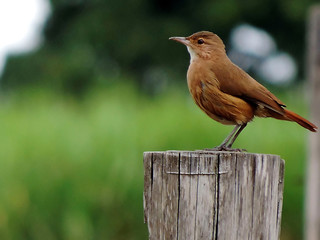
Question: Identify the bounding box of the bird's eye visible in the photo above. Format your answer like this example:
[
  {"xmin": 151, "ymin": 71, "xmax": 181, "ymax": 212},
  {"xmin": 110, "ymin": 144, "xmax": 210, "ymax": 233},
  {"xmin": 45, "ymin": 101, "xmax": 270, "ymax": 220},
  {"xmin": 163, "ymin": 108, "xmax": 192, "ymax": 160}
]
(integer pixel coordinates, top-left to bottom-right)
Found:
[{"xmin": 197, "ymin": 39, "xmax": 204, "ymax": 44}]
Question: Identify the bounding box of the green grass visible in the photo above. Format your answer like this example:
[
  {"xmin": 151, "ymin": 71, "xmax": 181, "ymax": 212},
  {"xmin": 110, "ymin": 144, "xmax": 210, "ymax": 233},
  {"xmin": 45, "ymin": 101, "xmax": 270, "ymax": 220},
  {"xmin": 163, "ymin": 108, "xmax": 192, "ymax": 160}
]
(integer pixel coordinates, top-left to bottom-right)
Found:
[{"xmin": 0, "ymin": 84, "xmax": 312, "ymax": 239}]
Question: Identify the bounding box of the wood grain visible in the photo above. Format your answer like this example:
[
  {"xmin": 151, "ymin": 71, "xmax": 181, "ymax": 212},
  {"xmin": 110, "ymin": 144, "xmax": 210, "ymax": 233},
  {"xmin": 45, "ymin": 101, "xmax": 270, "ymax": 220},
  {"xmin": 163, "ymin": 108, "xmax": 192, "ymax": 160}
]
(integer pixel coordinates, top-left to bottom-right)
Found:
[{"xmin": 143, "ymin": 151, "xmax": 285, "ymax": 240}]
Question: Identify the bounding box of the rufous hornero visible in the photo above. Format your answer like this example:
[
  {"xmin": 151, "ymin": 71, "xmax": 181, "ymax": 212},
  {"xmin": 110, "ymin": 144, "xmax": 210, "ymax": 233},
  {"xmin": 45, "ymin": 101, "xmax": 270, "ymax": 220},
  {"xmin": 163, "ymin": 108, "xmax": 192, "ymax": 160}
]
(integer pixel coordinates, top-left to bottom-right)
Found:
[{"xmin": 170, "ymin": 31, "xmax": 317, "ymax": 151}]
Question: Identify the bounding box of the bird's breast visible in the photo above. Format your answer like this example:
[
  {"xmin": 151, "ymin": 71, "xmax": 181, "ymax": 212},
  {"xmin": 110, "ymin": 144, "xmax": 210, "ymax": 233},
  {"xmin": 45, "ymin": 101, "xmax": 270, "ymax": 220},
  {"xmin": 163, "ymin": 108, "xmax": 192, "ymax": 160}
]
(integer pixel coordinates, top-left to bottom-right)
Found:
[{"xmin": 187, "ymin": 66, "xmax": 254, "ymax": 125}]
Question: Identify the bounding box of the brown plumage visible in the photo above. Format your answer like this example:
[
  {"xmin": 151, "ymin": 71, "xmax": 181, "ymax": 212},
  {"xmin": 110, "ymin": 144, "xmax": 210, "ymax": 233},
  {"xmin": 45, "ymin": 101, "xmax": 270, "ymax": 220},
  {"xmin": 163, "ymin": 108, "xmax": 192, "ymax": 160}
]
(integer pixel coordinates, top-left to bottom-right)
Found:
[{"xmin": 170, "ymin": 31, "xmax": 317, "ymax": 151}]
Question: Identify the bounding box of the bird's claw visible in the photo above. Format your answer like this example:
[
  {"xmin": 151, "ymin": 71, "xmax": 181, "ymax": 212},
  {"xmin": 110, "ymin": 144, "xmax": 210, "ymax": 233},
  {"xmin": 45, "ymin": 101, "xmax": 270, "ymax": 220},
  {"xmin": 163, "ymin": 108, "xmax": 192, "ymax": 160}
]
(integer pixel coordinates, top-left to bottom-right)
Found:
[{"xmin": 204, "ymin": 145, "xmax": 247, "ymax": 152}]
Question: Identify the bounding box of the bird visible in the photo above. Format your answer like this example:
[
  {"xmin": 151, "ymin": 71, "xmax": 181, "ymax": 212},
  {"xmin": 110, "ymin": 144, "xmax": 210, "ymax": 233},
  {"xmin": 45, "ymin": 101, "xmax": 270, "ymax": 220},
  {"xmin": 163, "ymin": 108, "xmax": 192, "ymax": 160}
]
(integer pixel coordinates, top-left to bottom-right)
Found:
[{"xmin": 169, "ymin": 31, "xmax": 317, "ymax": 151}]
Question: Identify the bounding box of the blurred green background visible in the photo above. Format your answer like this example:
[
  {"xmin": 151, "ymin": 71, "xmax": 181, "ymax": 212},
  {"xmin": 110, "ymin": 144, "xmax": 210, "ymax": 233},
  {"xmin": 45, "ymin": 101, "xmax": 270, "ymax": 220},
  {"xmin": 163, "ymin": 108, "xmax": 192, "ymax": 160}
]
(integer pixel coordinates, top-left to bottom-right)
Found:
[{"xmin": 0, "ymin": 0, "xmax": 318, "ymax": 239}]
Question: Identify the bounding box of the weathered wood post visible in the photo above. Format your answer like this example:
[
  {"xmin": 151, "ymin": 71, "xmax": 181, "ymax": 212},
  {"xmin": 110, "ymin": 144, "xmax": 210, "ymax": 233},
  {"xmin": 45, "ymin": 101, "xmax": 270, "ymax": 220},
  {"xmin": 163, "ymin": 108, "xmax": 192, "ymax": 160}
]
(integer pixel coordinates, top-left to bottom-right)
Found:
[
  {"xmin": 306, "ymin": 5, "xmax": 320, "ymax": 240},
  {"xmin": 143, "ymin": 151, "xmax": 285, "ymax": 240}
]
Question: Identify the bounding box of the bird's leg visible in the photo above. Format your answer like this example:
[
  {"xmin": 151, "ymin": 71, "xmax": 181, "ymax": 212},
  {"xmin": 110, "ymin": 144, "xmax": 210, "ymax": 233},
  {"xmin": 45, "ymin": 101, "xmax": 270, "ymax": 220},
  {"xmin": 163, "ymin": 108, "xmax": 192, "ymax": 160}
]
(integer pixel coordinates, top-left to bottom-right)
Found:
[
  {"xmin": 218, "ymin": 124, "xmax": 241, "ymax": 147},
  {"xmin": 205, "ymin": 125, "xmax": 241, "ymax": 151},
  {"xmin": 226, "ymin": 123, "xmax": 247, "ymax": 150}
]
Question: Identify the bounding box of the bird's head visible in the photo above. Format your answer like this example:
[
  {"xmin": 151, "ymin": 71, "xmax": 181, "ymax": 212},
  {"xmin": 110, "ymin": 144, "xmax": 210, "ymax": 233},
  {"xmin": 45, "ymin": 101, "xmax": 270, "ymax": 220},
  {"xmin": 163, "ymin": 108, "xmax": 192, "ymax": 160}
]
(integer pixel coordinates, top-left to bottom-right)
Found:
[{"xmin": 169, "ymin": 31, "xmax": 225, "ymax": 61}]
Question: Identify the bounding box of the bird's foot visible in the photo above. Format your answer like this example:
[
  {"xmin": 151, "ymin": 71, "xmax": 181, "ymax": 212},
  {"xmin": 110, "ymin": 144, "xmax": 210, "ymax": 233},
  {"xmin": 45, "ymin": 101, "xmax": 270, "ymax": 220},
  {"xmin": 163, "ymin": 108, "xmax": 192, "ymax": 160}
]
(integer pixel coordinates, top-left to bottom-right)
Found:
[{"xmin": 204, "ymin": 145, "xmax": 247, "ymax": 152}]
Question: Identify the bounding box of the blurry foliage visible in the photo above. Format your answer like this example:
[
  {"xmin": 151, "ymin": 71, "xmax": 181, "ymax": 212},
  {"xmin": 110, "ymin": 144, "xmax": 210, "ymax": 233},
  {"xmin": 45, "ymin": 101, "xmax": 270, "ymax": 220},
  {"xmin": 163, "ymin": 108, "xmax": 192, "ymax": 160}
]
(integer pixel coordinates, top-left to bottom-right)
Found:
[
  {"xmin": 0, "ymin": 1, "xmax": 315, "ymax": 239},
  {"xmin": 0, "ymin": 83, "xmax": 310, "ymax": 239},
  {"xmin": 1, "ymin": 0, "xmax": 319, "ymax": 93}
]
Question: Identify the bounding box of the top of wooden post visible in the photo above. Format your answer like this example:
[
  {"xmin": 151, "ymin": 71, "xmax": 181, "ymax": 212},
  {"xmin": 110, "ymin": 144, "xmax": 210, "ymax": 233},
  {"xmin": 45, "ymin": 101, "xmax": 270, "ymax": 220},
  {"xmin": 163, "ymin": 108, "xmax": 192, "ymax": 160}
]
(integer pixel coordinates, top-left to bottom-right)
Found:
[{"xmin": 144, "ymin": 150, "xmax": 281, "ymax": 158}]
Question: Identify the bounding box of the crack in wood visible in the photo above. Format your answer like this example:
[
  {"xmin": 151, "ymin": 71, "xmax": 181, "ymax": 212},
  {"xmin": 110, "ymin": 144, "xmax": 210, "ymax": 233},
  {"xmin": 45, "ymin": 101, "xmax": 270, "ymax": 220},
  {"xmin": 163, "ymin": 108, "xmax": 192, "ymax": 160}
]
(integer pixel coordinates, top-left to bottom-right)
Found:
[
  {"xmin": 214, "ymin": 154, "xmax": 220, "ymax": 240},
  {"xmin": 166, "ymin": 171, "xmax": 229, "ymax": 175}
]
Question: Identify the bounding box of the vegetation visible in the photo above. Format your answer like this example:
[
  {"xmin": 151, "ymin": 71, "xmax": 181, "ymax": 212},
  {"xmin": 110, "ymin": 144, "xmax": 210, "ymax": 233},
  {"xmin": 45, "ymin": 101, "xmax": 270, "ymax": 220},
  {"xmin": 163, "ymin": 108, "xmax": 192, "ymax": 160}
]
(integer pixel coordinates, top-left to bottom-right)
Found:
[
  {"xmin": 0, "ymin": 83, "xmax": 310, "ymax": 239},
  {"xmin": 0, "ymin": 1, "xmax": 317, "ymax": 239}
]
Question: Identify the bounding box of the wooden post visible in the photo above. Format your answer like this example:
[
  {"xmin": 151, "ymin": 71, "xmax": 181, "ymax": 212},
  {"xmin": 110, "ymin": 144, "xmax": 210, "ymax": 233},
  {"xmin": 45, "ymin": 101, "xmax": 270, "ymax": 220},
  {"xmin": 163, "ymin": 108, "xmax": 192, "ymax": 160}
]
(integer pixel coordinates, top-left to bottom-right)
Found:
[
  {"xmin": 306, "ymin": 5, "xmax": 320, "ymax": 240},
  {"xmin": 143, "ymin": 151, "xmax": 285, "ymax": 240}
]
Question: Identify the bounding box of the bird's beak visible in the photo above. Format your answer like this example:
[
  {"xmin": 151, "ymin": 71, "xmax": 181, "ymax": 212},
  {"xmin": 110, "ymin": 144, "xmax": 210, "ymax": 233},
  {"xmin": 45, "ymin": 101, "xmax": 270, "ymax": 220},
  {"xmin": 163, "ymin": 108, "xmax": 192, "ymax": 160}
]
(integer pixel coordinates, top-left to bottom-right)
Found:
[{"xmin": 169, "ymin": 36, "xmax": 190, "ymax": 46}]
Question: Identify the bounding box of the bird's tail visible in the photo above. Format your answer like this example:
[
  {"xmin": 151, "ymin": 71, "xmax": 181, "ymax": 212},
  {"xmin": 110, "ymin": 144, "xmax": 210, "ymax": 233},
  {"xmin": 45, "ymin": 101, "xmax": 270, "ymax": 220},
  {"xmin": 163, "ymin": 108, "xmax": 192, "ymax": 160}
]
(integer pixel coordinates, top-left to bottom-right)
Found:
[{"xmin": 284, "ymin": 109, "xmax": 317, "ymax": 132}]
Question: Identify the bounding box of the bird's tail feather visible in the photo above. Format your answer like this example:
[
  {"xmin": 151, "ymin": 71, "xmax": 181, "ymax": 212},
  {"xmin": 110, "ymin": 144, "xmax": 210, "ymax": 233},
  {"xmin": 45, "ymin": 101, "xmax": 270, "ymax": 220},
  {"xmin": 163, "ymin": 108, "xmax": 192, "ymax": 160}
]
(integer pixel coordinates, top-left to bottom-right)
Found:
[{"xmin": 284, "ymin": 109, "xmax": 317, "ymax": 132}]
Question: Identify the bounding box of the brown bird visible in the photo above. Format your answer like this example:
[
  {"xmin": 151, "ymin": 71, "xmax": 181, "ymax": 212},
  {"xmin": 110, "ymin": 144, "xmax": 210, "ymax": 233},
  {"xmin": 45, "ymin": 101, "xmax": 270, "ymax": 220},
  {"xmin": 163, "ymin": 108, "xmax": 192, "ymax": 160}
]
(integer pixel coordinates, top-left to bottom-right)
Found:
[{"xmin": 169, "ymin": 31, "xmax": 317, "ymax": 151}]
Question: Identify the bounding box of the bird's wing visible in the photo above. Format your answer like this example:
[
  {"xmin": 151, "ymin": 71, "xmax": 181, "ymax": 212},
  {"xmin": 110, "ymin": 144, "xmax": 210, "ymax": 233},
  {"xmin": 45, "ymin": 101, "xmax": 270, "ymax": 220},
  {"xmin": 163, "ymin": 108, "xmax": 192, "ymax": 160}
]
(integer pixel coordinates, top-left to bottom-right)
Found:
[{"xmin": 213, "ymin": 63, "xmax": 286, "ymax": 114}]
